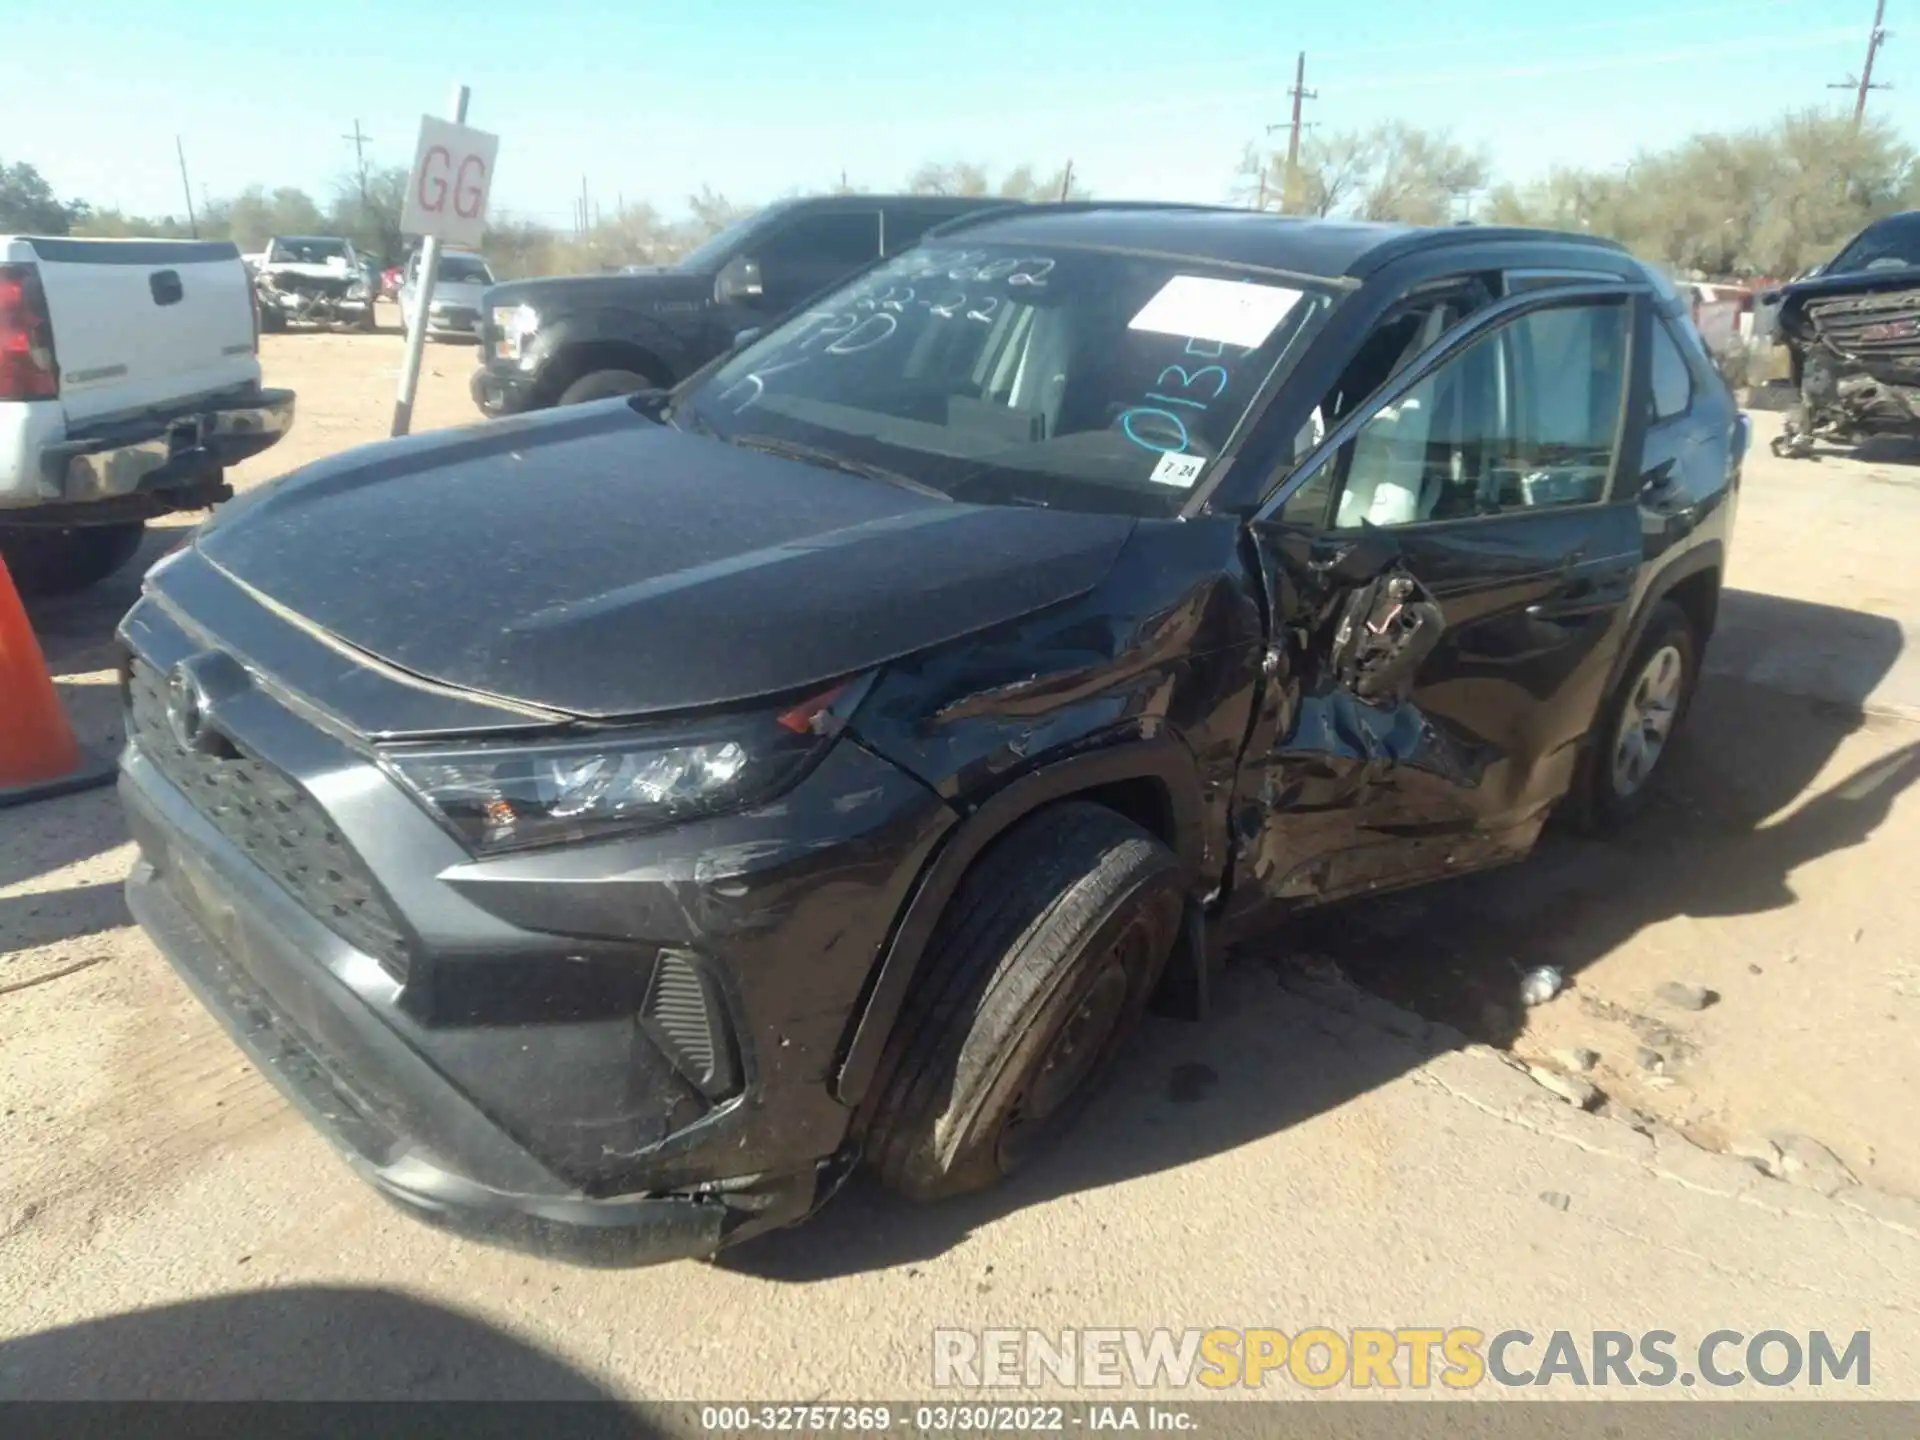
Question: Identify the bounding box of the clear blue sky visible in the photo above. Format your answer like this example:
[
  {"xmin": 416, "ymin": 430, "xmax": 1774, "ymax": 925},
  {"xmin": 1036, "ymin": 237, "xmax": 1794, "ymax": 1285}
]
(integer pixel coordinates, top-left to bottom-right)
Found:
[{"xmin": 6, "ymin": 0, "xmax": 1901, "ymax": 226}]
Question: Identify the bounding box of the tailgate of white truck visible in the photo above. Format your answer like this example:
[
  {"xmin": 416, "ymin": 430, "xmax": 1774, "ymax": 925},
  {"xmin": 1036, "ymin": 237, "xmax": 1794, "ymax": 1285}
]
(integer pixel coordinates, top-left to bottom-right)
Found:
[{"xmin": 26, "ymin": 237, "xmax": 258, "ymax": 428}]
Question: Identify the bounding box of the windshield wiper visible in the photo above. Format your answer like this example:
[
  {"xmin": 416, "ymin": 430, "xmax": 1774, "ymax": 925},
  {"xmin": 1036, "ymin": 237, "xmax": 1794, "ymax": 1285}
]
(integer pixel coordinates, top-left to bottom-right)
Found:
[{"xmin": 728, "ymin": 434, "xmax": 951, "ymax": 500}]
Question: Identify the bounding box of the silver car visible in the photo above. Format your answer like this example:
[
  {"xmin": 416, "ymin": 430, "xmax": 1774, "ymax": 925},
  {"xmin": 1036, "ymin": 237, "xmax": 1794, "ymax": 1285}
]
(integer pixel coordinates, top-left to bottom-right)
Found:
[{"xmin": 399, "ymin": 250, "xmax": 495, "ymax": 341}]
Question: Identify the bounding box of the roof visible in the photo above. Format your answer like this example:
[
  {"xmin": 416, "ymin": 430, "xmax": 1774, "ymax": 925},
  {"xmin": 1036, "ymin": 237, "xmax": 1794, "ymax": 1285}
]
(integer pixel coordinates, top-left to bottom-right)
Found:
[
  {"xmin": 932, "ymin": 204, "xmax": 1627, "ymax": 282},
  {"xmin": 770, "ymin": 192, "xmax": 1022, "ymax": 212}
]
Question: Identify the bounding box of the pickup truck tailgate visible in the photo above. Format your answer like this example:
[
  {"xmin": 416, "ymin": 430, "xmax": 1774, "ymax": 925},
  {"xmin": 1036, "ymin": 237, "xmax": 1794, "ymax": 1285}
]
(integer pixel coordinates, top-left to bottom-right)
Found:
[{"xmin": 27, "ymin": 237, "xmax": 257, "ymax": 427}]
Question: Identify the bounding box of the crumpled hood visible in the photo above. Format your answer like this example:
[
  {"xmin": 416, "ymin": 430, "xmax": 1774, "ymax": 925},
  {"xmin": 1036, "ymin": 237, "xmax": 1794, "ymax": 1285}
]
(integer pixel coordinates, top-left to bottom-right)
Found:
[{"xmin": 193, "ymin": 402, "xmax": 1135, "ymax": 720}]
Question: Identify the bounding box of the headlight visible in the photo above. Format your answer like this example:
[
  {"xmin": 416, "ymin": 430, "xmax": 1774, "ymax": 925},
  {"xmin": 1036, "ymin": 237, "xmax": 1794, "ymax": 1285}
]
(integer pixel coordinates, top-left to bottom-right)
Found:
[
  {"xmin": 384, "ymin": 680, "xmax": 863, "ymax": 855},
  {"xmin": 492, "ymin": 302, "xmax": 539, "ymax": 361}
]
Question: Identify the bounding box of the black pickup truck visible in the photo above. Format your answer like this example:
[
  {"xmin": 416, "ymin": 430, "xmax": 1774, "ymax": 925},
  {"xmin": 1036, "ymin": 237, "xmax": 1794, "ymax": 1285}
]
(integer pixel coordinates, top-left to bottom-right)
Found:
[{"xmin": 471, "ymin": 194, "xmax": 1013, "ymax": 417}]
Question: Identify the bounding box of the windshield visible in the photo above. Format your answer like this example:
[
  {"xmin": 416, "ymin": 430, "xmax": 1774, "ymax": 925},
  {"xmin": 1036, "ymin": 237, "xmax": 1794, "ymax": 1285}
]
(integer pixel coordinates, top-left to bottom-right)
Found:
[
  {"xmin": 436, "ymin": 254, "xmax": 493, "ymax": 284},
  {"xmin": 683, "ymin": 243, "xmax": 1336, "ymax": 519},
  {"xmin": 1828, "ymin": 214, "xmax": 1920, "ymax": 275},
  {"xmin": 270, "ymin": 237, "xmax": 349, "ymax": 264},
  {"xmin": 676, "ymin": 210, "xmax": 767, "ymax": 272}
]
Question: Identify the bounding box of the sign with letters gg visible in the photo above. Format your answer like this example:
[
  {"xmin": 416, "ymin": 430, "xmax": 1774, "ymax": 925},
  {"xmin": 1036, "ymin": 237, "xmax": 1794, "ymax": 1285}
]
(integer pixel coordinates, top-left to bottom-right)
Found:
[{"xmin": 400, "ymin": 115, "xmax": 499, "ymax": 248}]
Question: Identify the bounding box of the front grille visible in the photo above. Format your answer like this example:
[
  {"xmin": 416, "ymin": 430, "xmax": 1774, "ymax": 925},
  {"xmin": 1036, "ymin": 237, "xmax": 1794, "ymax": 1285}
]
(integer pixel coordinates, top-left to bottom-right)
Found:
[
  {"xmin": 1808, "ymin": 286, "xmax": 1920, "ymax": 363},
  {"xmin": 127, "ymin": 660, "xmax": 414, "ymax": 983}
]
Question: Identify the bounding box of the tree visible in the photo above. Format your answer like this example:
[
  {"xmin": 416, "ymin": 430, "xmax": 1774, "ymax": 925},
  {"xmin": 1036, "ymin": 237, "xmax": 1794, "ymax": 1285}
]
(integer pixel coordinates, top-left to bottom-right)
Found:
[
  {"xmin": 685, "ymin": 185, "xmax": 754, "ymax": 242},
  {"xmin": 70, "ymin": 208, "xmax": 203, "ymax": 240},
  {"xmin": 908, "ymin": 161, "xmax": 1089, "ymax": 201},
  {"xmin": 1481, "ymin": 110, "xmax": 1914, "ymax": 277},
  {"xmin": 1240, "ymin": 123, "xmax": 1487, "ymax": 223},
  {"xmin": 216, "ymin": 185, "xmax": 328, "ymax": 251},
  {"xmin": 0, "ymin": 159, "xmax": 85, "ymax": 235},
  {"xmin": 329, "ymin": 166, "xmax": 410, "ymax": 265}
]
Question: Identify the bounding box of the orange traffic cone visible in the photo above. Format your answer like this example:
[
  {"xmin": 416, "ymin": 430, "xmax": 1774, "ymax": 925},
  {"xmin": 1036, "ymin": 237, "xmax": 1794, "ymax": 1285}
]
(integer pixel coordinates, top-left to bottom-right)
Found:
[{"xmin": 0, "ymin": 555, "xmax": 116, "ymax": 808}]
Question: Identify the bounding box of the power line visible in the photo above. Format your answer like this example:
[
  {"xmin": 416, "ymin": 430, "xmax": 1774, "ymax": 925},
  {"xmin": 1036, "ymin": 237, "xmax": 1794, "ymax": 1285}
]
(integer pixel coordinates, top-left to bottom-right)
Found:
[{"xmin": 1829, "ymin": 0, "xmax": 1892, "ymax": 125}]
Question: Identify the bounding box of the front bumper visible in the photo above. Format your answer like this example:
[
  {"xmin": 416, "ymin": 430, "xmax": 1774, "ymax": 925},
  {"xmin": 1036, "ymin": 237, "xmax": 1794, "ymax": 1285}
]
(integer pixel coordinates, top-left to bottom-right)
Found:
[
  {"xmin": 415, "ymin": 306, "xmax": 482, "ymax": 338},
  {"xmin": 123, "ymin": 833, "xmax": 741, "ymax": 1266},
  {"xmin": 470, "ymin": 364, "xmax": 539, "ymax": 417},
  {"xmin": 1, "ymin": 387, "xmax": 294, "ymax": 515},
  {"xmin": 114, "ymin": 573, "xmax": 955, "ymax": 1262}
]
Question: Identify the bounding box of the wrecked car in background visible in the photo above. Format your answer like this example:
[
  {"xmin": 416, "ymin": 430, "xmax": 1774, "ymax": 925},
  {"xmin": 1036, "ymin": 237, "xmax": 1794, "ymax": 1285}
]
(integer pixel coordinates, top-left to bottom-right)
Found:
[
  {"xmin": 254, "ymin": 235, "xmax": 378, "ymax": 333},
  {"xmin": 116, "ymin": 206, "xmax": 1747, "ymax": 1266},
  {"xmin": 1767, "ymin": 209, "xmax": 1920, "ymax": 458}
]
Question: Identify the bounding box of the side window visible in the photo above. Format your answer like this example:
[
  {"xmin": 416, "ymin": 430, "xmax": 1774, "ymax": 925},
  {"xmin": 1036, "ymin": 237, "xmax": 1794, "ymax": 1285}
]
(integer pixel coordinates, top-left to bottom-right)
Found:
[
  {"xmin": 1289, "ymin": 285, "xmax": 1490, "ymax": 466},
  {"xmin": 1323, "ymin": 297, "xmax": 1628, "ymax": 528},
  {"xmin": 1649, "ymin": 319, "xmax": 1693, "ymax": 420}
]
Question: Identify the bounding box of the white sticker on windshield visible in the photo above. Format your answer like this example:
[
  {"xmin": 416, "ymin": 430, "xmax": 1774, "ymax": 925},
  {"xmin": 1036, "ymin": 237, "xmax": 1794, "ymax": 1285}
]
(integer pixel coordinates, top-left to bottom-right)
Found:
[
  {"xmin": 1128, "ymin": 275, "xmax": 1303, "ymax": 350},
  {"xmin": 1150, "ymin": 451, "xmax": 1207, "ymax": 489}
]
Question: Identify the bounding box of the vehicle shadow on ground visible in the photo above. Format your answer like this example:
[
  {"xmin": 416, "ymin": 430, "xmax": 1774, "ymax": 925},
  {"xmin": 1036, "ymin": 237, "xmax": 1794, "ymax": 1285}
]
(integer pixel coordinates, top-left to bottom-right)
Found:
[
  {"xmin": 728, "ymin": 589, "xmax": 1913, "ymax": 1282},
  {"xmin": 0, "ymin": 882, "xmax": 130, "ymax": 963},
  {"xmin": 1838, "ymin": 436, "xmax": 1920, "ymax": 466},
  {"xmin": 0, "ymin": 1285, "xmax": 644, "ymax": 1410}
]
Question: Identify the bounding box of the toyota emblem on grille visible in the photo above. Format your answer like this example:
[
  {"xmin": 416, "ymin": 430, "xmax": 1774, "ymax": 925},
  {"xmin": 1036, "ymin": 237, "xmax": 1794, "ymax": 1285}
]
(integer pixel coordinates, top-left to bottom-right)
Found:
[{"xmin": 166, "ymin": 660, "xmax": 218, "ymax": 753}]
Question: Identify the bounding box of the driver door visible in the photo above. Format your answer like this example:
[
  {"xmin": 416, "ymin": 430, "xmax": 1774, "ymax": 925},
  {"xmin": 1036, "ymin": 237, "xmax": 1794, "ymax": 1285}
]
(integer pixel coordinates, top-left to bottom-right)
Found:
[{"xmin": 1236, "ymin": 283, "xmax": 1648, "ymax": 909}]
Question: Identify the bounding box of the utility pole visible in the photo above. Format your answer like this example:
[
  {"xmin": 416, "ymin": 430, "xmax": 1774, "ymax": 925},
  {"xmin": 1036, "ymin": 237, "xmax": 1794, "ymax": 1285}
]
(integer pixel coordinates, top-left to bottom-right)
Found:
[
  {"xmin": 175, "ymin": 136, "xmax": 198, "ymax": 238},
  {"xmin": 1058, "ymin": 159, "xmax": 1074, "ymax": 201},
  {"xmin": 1285, "ymin": 52, "xmax": 1316, "ymax": 196},
  {"xmin": 1258, "ymin": 52, "xmax": 1316, "ymax": 212},
  {"xmin": 342, "ymin": 119, "xmax": 372, "ymax": 207},
  {"xmin": 1830, "ymin": 0, "xmax": 1892, "ymax": 126}
]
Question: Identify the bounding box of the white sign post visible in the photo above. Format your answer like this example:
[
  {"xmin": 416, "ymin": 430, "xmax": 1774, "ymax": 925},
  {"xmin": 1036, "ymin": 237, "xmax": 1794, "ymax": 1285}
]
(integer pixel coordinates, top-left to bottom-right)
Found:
[{"xmin": 390, "ymin": 86, "xmax": 498, "ymax": 436}]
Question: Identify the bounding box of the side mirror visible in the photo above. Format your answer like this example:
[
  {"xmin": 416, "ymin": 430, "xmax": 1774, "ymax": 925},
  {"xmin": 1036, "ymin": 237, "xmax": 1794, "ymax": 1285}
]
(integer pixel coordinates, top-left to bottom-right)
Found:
[
  {"xmin": 715, "ymin": 255, "xmax": 764, "ymax": 307},
  {"xmin": 733, "ymin": 326, "xmax": 763, "ymax": 350}
]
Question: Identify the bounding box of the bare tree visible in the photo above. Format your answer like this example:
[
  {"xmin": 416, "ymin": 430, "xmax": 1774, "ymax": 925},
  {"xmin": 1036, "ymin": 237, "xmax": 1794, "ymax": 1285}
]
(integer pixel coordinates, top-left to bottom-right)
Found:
[{"xmin": 685, "ymin": 185, "xmax": 754, "ymax": 241}]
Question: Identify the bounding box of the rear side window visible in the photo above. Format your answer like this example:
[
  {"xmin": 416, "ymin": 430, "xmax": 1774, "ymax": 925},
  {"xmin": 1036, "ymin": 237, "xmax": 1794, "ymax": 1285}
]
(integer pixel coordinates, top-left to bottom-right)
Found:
[{"xmin": 1649, "ymin": 321, "xmax": 1694, "ymax": 420}]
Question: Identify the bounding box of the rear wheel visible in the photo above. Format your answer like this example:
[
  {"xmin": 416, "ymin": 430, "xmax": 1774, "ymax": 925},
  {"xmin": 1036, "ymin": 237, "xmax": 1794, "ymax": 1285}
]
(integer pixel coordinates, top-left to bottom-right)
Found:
[
  {"xmin": 557, "ymin": 368, "xmax": 654, "ymax": 406},
  {"xmin": 0, "ymin": 521, "xmax": 147, "ymax": 597},
  {"xmin": 1578, "ymin": 601, "xmax": 1699, "ymax": 830},
  {"xmin": 359, "ymin": 302, "xmax": 378, "ymax": 333},
  {"xmin": 864, "ymin": 802, "xmax": 1183, "ymax": 1202}
]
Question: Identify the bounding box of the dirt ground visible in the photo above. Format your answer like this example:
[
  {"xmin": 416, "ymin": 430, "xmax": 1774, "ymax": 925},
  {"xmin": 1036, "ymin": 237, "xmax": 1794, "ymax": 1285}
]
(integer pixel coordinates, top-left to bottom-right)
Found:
[{"xmin": 3, "ymin": 314, "xmax": 1918, "ymax": 1397}]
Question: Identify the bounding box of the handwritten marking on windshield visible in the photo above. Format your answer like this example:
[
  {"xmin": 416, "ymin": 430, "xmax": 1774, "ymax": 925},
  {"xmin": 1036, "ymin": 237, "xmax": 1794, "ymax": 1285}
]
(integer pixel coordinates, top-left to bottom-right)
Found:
[{"xmin": 1119, "ymin": 337, "xmax": 1248, "ymax": 457}]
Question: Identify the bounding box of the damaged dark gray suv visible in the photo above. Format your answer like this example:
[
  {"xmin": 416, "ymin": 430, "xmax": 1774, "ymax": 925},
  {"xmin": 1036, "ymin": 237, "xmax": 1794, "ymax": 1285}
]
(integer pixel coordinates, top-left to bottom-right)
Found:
[{"xmin": 117, "ymin": 204, "xmax": 1748, "ymax": 1265}]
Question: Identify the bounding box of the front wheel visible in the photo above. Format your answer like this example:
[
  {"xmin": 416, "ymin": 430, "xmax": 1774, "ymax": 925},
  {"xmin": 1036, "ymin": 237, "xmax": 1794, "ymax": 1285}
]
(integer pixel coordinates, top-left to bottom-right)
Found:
[{"xmin": 864, "ymin": 802, "xmax": 1184, "ymax": 1202}]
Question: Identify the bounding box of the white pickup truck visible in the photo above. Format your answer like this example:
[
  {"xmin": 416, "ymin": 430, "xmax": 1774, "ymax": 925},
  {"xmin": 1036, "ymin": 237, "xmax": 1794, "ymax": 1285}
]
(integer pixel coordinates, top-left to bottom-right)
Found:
[{"xmin": 0, "ymin": 235, "xmax": 294, "ymax": 595}]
